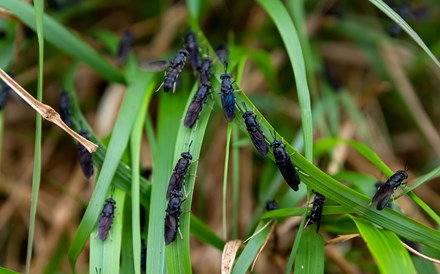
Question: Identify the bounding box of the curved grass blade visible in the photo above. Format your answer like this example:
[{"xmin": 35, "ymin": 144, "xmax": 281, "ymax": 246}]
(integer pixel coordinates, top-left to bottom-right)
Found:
[
  {"xmin": 294, "ymin": 229, "xmax": 324, "ymax": 274},
  {"xmin": 0, "ymin": 267, "xmax": 20, "ymax": 274},
  {"xmin": 257, "ymin": 0, "xmax": 313, "ymax": 161},
  {"xmin": 0, "ymin": 0, "xmax": 124, "ymax": 83},
  {"xmin": 354, "ymin": 217, "xmax": 416, "ymax": 274},
  {"xmin": 68, "ymin": 70, "xmax": 154, "ymax": 270},
  {"xmin": 368, "ymin": 0, "xmax": 440, "ymax": 69},
  {"xmin": 190, "ymin": 215, "xmax": 225, "ymax": 250}
]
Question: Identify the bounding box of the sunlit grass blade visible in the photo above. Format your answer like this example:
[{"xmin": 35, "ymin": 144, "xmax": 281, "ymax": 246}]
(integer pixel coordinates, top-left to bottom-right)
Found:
[
  {"xmin": 90, "ymin": 189, "xmax": 125, "ymax": 274},
  {"xmin": 294, "ymin": 229, "xmax": 324, "ymax": 274},
  {"xmin": 368, "ymin": 0, "xmax": 440, "ymax": 69},
  {"xmin": 399, "ymin": 166, "xmax": 440, "ymax": 196},
  {"xmin": 68, "ymin": 70, "xmax": 154, "ymax": 270},
  {"xmin": 0, "ymin": 267, "xmax": 20, "ymax": 274},
  {"xmin": 25, "ymin": 0, "xmax": 44, "ymax": 273},
  {"xmin": 0, "ymin": 0, "xmax": 124, "ymax": 83},
  {"xmin": 257, "ymin": 0, "xmax": 313, "ymax": 161},
  {"xmin": 354, "ymin": 217, "xmax": 416, "ymax": 274}
]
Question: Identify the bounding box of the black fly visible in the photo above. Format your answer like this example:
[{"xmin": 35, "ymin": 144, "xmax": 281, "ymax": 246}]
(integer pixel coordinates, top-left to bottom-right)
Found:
[
  {"xmin": 98, "ymin": 197, "xmax": 116, "ymax": 241},
  {"xmin": 198, "ymin": 57, "xmax": 212, "ymax": 87},
  {"xmin": 270, "ymin": 133, "xmax": 300, "ymax": 191},
  {"xmin": 0, "ymin": 75, "xmax": 11, "ymax": 110},
  {"xmin": 265, "ymin": 200, "xmax": 279, "ymax": 211},
  {"xmin": 77, "ymin": 128, "xmax": 94, "ymax": 179},
  {"xmin": 305, "ymin": 191, "xmax": 325, "ymax": 233},
  {"xmin": 164, "ymin": 190, "xmax": 184, "ymax": 245},
  {"xmin": 372, "ymin": 168, "xmax": 408, "ymax": 210},
  {"xmin": 184, "ymin": 83, "xmax": 210, "ymax": 128},
  {"xmin": 116, "ymin": 30, "xmax": 134, "ymax": 64},
  {"xmin": 157, "ymin": 49, "xmax": 189, "ymax": 93},
  {"xmin": 242, "ymin": 103, "xmax": 268, "ymax": 157},
  {"xmin": 166, "ymin": 142, "xmax": 193, "ymax": 199},
  {"xmin": 220, "ymin": 66, "xmax": 236, "ymax": 122},
  {"xmin": 184, "ymin": 31, "xmax": 201, "ymax": 73},
  {"xmin": 215, "ymin": 42, "xmax": 229, "ymax": 65},
  {"xmin": 59, "ymin": 90, "xmax": 72, "ymax": 127}
]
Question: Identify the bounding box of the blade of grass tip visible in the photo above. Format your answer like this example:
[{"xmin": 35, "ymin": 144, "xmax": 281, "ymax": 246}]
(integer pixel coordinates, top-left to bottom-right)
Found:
[
  {"xmin": 368, "ymin": 0, "xmax": 440, "ymax": 69},
  {"xmin": 293, "ymin": 229, "xmax": 325, "ymax": 274},
  {"xmin": 90, "ymin": 188, "xmax": 125, "ymax": 274},
  {"xmin": 130, "ymin": 91, "xmax": 148, "ymax": 274},
  {"xmin": 147, "ymin": 91, "xmax": 187, "ymax": 274},
  {"xmin": 257, "ymin": 0, "xmax": 313, "ymax": 162},
  {"xmin": 0, "ymin": 0, "xmax": 124, "ymax": 83},
  {"xmin": 223, "ymin": 123, "xmax": 233, "ymax": 240},
  {"xmin": 25, "ymin": 0, "xmax": 44, "ymax": 273},
  {"xmin": 353, "ymin": 217, "xmax": 416, "ymax": 274},
  {"xmin": 68, "ymin": 71, "xmax": 154, "ymax": 270},
  {"xmin": 165, "ymin": 81, "xmax": 215, "ymax": 274}
]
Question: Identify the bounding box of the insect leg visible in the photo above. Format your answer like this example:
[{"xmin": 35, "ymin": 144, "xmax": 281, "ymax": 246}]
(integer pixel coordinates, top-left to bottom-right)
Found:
[{"xmin": 155, "ymin": 82, "xmax": 164, "ymax": 93}]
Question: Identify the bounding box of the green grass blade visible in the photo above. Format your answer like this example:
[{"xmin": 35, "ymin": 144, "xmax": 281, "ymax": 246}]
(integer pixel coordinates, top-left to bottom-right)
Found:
[
  {"xmin": 90, "ymin": 188, "xmax": 125, "ymax": 274},
  {"xmin": 294, "ymin": 229, "xmax": 325, "ymax": 274},
  {"xmin": 0, "ymin": 0, "xmax": 124, "ymax": 83},
  {"xmin": 130, "ymin": 91, "xmax": 148, "ymax": 274},
  {"xmin": 399, "ymin": 166, "xmax": 440, "ymax": 196},
  {"xmin": 121, "ymin": 196, "xmax": 135, "ymax": 274},
  {"xmin": 354, "ymin": 217, "xmax": 416, "ymax": 274},
  {"xmin": 368, "ymin": 0, "xmax": 440, "ymax": 69},
  {"xmin": 406, "ymin": 192, "xmax": 440, "ymax": 225},
  {"xmin": 0, "ymin": 267, "xmax": 21, "ymax": 274},
  {"xmin": 223, "ymin": 123, "xmax": 232, "ymax": 240},
  {"xmin": 164, "ymin": 82, "xmax": 215, "ymax": 274},
  {"xmin": 147, "ymin": 92, "xmax": 187, "ymax": 274},
  {"xmin": 68, "ymin": 71, "xmax": 154, "ymax": 270},
  {"xmin": 257, "ymin": 0, "xmax": 313, "ymax": 161},
  {"xmin": 25, "ymin": 0, "xmax": 44, "ymax": 272}
]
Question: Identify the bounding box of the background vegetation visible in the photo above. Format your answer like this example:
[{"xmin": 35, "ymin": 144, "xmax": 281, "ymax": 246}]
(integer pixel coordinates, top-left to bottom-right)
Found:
[{"xmin": 0, "ymin": 0, "xmax": 439, "ymax": 273}]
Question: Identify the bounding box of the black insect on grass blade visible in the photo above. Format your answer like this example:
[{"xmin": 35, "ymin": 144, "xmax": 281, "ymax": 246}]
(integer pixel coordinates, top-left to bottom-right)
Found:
[
  {"xmin": 304, "ymin": 191, "xmax": 325, "ymax": 233},
  {"xmin": 77, "ymin": 128, "xmax": 94, "ymax": 179},
  {"xmin": 242, "ymin": 103, "xmax": 268, "ymax": 157},
  {"xmin": 184, "ymin": 31, "xmax": 201, "ymax": 73},
  {"xmin": 372, "ymin": 169, "xmax": 408, "ymax": 210},
  {"xmin": 98, "ymin": 198, "xmax": 116, "ymax": 241},
  {"xmin": 166, "ymin": 141, "xmax": 193, "ymax": 199},
  {"xmin": 59, "ymin": 90, "xmax": 72, "ymax": 127},
  {"xmin": 270, "ymin": 132, "xmax": 300, "ymax": 191},
  {"xmin": 220, "ymin": 66, "xmax": 236, "ymax": 122},
  {"xmin": 184, "ymin": 83, "xmax": 210, "ymax": 128},
  {"xmin": 157, "ymin": 49, "xmax": 189, "ymax": 93},
  {"xmin": 164, "ymin": 191, "xmax": 184, "ymax": 245}
]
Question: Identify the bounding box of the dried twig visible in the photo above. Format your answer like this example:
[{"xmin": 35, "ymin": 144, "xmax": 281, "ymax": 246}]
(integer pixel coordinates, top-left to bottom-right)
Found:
[
  {"xmin": 0, "ymin": 68, "xmax": 98, "ymax": 153},
  {"xmin": 401, "ymin": 241, "xmax": 440, "ymax": 264}
]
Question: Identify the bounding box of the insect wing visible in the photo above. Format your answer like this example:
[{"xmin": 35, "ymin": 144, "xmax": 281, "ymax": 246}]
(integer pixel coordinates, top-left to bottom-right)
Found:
[
  {"xmin": 277, "ymin": 160, "xmax": 300, "ymax": 191},
  {"xmin": 372, "ymin": 183, "xmax": 394, "ymax": 210},
  {"xmin": 140, "ymin": 60, "xmax": 169, "ymax": 72},
  {"xmin": 164, "ymin": 214, "xmax": 178, "ymax": 245},
  {"xmin": 166, "ymin": 172, "xmax": 184, "ymax": 199},
  {"xmin": 98, "ymin": 216, "xmax": 113, "ymax": 240},
  {"xmin": 184, "ymin": 100, "xmax": 203, "ymax": 128},
  {"xmin": 221, "ymin": 92, "xmax": 236, "ymax": 122},
  {"xmin": 249, "ymin": 129, "xmax": 268, "ymax": 157}
]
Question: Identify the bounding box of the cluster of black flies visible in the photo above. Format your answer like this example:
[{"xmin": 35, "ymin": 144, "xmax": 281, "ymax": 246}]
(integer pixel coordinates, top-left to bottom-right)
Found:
[{"xmin": 50, "ymin": 30, "xmax": 409, "ymax": 243}]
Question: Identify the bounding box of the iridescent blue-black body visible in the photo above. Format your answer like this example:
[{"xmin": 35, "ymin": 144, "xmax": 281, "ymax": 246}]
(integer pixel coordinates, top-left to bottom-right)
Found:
[
  {"xmin": 98, "ymin": 198, "xmax": 116, "ymax": 240},
  {"xmin": 305, "ymin": 192, "xmax": 325, "ymax": 233},
  {"xmin": 166, "ymin": 151, "xmax": 192, "ymax": 199},
  {"xmin": 164, "ymin": 191, "xmax": 183, "ymax": 245},
  {"xmin": 372, "ymin": 170, "xmax": 408, "ymax": 210},
  {"xmin": 77, "ymin": 129, "xmax": 94, "ymax": 179},
  {"xmin": 243, "ymin": 110, "xmax": 268, "ymax": 157},
  {"xmin": 270, "ymin": 139, "xmax": 300, "ymax": 191},
  {"xmin": 59, "ymin": 91, "xmax": 72, "ymax": 127},
  {"xmin": 116, "ymin": 30, "xmax": 134, "ymax": 63},
  {"xmin": 184, "ymin": 83, "xmax": 210, "ymax": 128},
  {"xmin": 0, "ymin": 72, "xmax": 13, "ymax": 110},
  {"xmin": 163, "ymin": 49, "xmax": 189, "ymax": 92},
  {"xmin": 220, "ymin": 73, "xmax": 235, "ymax": 122},
  {"xmin": 265, "ymin": 200, "xmax": 278, "ymax": 211},
  {"xmin": 184, "ymin": 31, "xmax": 201, "ymax": 73}
]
